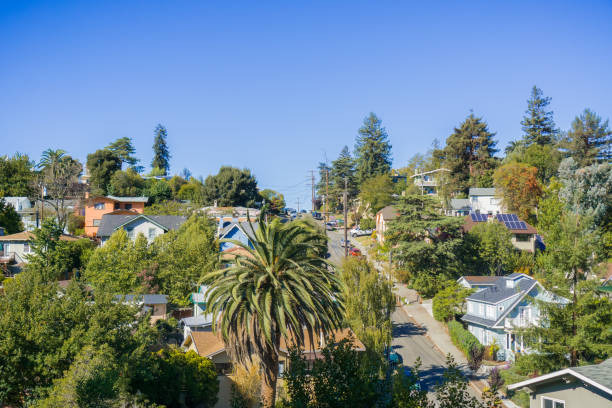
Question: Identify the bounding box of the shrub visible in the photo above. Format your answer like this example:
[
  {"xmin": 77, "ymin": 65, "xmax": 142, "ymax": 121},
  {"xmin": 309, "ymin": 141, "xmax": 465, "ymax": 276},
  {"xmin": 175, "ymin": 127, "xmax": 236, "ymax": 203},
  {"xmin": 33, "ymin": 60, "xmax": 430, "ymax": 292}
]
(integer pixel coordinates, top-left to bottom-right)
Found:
[
  {"xmin": 468, "ymin": 345, "xmax": 485, "ymax": 372},
  {"xmin": 489, "ymin": 338, "xmax": 500, "ymax": 361},
  {"xmin": 447, "ymin": 320, "xmax": 482, "ymax": 357},
  {"xmin": 432, "ymin": 281, "xmax": 472, "ymax": 322},
  {"xmin": 488, "ymin": 367, "xmax": 505, "ymax": 392}
]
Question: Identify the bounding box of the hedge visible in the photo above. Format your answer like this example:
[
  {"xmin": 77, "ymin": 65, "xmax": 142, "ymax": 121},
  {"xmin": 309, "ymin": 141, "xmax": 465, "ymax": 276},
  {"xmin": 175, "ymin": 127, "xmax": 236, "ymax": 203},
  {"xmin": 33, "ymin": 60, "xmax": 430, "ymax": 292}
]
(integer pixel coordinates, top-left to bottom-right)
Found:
[{"xmin": 447, "ymin": 320, "xmax": 482, "ymax": 356}]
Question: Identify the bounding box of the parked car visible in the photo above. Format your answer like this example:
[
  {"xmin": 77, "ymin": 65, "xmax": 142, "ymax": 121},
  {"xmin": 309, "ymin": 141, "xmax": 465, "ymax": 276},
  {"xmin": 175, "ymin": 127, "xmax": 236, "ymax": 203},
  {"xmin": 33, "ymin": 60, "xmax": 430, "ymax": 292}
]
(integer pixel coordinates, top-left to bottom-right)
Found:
[
  {"xmin": 340, "ymin": 239, "xmax": 351, "ymax": 248},
  {"xmin": 386, "ymin": 347, "xmax": 403, "ymax": 367},
  {"xmin": 325, "ymin": 223, "xmax": 335, "ymax": 231},
  {"xmin": 350, "ymin": 227, "xmax": 373, "ymax": 237},
  {"xmin": 349, "ymin": 248, "xmax": 362, "ymax": 257}
]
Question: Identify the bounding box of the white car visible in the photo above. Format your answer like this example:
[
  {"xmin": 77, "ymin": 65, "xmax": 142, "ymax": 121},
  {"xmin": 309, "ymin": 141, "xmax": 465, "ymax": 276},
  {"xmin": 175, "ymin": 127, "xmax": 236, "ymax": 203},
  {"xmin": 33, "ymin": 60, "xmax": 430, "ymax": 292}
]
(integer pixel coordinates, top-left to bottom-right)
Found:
[{"xmin": 350, "ymin": 227, "xmax": 373, "ymax": 237}]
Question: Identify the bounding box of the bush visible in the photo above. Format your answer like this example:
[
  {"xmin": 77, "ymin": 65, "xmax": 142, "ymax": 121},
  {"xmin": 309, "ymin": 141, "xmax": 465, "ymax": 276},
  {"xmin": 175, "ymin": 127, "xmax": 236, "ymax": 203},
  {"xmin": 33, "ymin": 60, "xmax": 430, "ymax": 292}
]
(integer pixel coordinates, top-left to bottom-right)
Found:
[
  {"xmin": 432, "ymin": 281, "xmax": 472, "ymax": 322},
  {"xmin": 447, "ymin": 320, "xmax": 482, "ymax": 357},
  {"xmin": 488, "ymin": 367, "xmax": 505, "ymax": 392},
  {"xmin": 468, "ymin": 344, "xmax": 485, "ymax": 372},
  {"xmin": 359, "ymin": 217, "xmax": 375, "ymax": 230}
]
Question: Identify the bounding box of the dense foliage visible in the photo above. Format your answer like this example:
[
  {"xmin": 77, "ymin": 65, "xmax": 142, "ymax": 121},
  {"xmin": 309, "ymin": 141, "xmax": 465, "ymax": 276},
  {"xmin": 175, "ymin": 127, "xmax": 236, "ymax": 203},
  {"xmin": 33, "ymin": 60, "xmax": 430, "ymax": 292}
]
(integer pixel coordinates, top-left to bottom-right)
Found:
[
  {"xmin": 201, "ymin": 166, "xmax": 259, "ymax": 207},
  {"xmin": 447, "ymin": 320, "xmax": 482, "ymax": 357}
]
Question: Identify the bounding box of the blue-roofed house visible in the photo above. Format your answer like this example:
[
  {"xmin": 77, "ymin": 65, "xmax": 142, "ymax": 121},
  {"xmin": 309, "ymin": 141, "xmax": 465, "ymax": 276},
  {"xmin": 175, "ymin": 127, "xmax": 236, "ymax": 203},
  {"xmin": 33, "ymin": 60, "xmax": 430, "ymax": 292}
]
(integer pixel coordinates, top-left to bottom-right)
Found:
[
  {"xmin": 459, "ymin": 273, "xmax": 569, "ymax": 361},
  {"xmin": 179, "ymin": 285, "xmax": 213, "ymax": 339},
  {"xmin": 217, "ymin": 219, "xmax": 258, "ymax": 252}
]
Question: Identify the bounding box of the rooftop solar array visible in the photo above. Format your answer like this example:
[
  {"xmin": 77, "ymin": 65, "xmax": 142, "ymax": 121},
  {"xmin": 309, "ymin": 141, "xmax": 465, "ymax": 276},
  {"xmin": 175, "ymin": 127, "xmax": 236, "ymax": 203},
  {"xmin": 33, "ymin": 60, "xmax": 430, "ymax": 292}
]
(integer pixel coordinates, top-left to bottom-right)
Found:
[
  {"xmin": 496, "ymin": 214, "xmax": 519, "ymax": 222},
  {"xmin": 470, "ymin": 213, "xmax": 488, "ymax": 222},
  {"xmin": 504, "ymin": 221, "xmax": 527, "ymax": 230}
]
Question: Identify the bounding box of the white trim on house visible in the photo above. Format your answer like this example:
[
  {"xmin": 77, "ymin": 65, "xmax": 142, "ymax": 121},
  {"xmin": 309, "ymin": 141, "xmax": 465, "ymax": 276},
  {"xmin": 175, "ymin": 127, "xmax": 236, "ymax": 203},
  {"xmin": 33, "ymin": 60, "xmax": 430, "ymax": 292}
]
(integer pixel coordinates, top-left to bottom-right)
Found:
[
  {"xmin": 541, "ymin": 396, "xmax": 565, "ymax": 408},
  {"xmin": 508, "ymin": 368, "xmax": 612, "ymax": 396}
]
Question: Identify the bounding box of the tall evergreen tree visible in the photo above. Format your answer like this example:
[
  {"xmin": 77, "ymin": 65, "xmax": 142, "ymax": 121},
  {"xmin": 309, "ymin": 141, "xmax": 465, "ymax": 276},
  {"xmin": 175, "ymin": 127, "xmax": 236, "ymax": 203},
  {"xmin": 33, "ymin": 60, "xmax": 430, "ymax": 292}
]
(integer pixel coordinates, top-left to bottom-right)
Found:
[
  {"xmin": 435, "ymin": 114, "xmax": 498, "ymax": 195},
  {"xmin": 316, "ymin": 161, "xmax": 334, "ymax": 211},
  {"xmin": 152, "ymin": 124, "xmax": 171, "ymax": 175},
  {"xmin": 354, "ymin": 113, "xmax": 392, "ymax": 185},
  {"xmin": 521, "ymin": 86, "xmax": 559, "ymax": 146},
  {"xmin": 330, "ymin": 146, "xmax": 357, "ymax": 210},
  {"xmin": 107, "ymin": 137, "xmax": 141, "ymax": 171},
  {"xmin": 563, "ymin": 109, "xmax": 611, "ymax": 167}
]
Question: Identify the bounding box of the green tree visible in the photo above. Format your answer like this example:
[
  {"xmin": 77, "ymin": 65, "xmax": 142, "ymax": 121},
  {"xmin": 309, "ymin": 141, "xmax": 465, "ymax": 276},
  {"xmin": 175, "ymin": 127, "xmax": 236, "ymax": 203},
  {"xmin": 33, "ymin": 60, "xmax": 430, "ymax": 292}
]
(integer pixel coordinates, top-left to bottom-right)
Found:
[
  {"xmin": 203, "ymin": 218, "xmax": 344, "ymax": 408},
  {"xmin": 341, "ymin": 258, "xmax": 394, "ymax": 355},
  {"xmin": 152, "ymin": 124, "xmax": 171, "ymax": 175},
  {"xmin": 0, "ymin": 153, "xmax": 36, "ymax": 197},
  {"xmin": 84, "ymin": 230, "xmax": 152, "ymax": 293},
  {"xmin": 0, "ymin": 198, "xmax": 24, "ymax": 233},
  {"xmin": 387, "ymin": 195, "xmax": 467, "ymax": 296},
  {"xmin": 359, "ymin": 174, "xmax": 394, "ymax": 214},
  {"xmin": 283, "ymin": 338, "xmax": 380, "ymax": 408},
  {"xmin": 435, "ymin": 114, "xmax": 499, "ymax": 195},
  {"xmin": 505, "ymin": 143, "xmax": 561, "ymax": 185},
  {"xmin": 316, "ymin": 161, "xmax": 335, "ymax": 211},
  {"xmin": 435, "ymin": 355, "xmax": 482, "ymax": 408},
  {"xmin": 468, "ymin": 221, "xmax": 519, "ymax": 276},
  {"xmin": 259, "ymin": 189, "xmax": 286, "ymax": 214},
  {"xmin": 168, "ymin": 175, "xmax": 187, "ymax": 198},
  {"xmin": 330, "ymin": 146, "xmax": 358, "ymax": 209},
  {"xmin": 563, "ymin": 109, "xmax": 611, "ymax": 167},
  {"xmin": 558, "ymin": 158, "xmax": 612, "ymax": 226},
  {"xmin": 145, "ymin": 179, "xmax": 173, "ymax": 203},
  {"xmin": 86, "ymin": 149, "xmax": 122, "ymax": 196},
  {"xmin": 107, "ymin": 137, "xmax": 141, "ymax": 171},
  {"xmin": 354, "ymin": 113, "xmax": 392, "ymax": 185},
  {"xmin": 201, "ymin": 166, "xmax": 259, "ymax": 207},
  {"xmin": 151, "ymin": 215, "xmax": 218, "ymax": 306},
  {"xmin": 521, "ymin": 86, "xmax": 559, "ymax": 146},
  {"xmin": 432, "ymin": 281, "xmax": 473, "ymax": 322},
  {"xmin": 493, "ymin": 162, "xmax": 542, "ymax": 220},
  {"xmin": 108, "ymin": 168, "xmax": 146, "ymax": 197},
  {"xmin": 145, "ymin": 348, "xmax": 219, "ymax": 408},
  {"xmin": 177, "ymin": 179, "xmax": 206, "ymax": 204}
]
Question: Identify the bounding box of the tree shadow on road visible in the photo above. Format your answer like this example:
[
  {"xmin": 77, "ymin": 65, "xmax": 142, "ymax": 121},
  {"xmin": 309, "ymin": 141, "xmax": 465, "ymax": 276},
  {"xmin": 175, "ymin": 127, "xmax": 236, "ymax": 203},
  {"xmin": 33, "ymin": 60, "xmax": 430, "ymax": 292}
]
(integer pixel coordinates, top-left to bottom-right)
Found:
[{"xmin": 392, "ymin": 321, "xmax": 426, "ymax": 337}]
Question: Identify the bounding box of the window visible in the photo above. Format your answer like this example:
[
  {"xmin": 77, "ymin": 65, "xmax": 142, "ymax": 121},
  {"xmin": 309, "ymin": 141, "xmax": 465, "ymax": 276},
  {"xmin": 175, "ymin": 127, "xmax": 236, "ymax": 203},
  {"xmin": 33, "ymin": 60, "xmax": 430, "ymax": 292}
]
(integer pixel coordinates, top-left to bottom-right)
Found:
[
  {"xmin": 148, "ymin": 228, "xmax": 156, "ymax": 240},
  {"xmin": 23, "ymin": 243, "xmax": 31, "ymax": 253},
  {"xmin": 93, "ymin": 219, "xmax": 101, "ymax": 227},
  {"xmin": 516, "ymin": 234, "xmax": 530, "ymax": 242},
  {"xmin": 479, "ymin": 303, "xmax": 485, "ymax": 316},
  {"xmin": 278, "ymin": 361, "xmax": 285, "ymax": 377},
  {"xmin": 114, "ymin": 203, "xmax": 120, "ymax": 210},
  {"xmin": 486, "ymin": 305, "xmax": 495, "ymax": 319},
  {"xmin": 542, "ymin": 397, "xmax": 565, "ymax": 408},
  {"xmin": 467, "ymin": 302, "xmax": 473, "ymax": 313},
  {"xmin": 94, "ymin": 202, "xmax": 105, "ymax": 210},
  {"xmin": 125, "ymin": 203, "xmax": 132, "ymax": 210},
  {"xmin": 125, "ymin": 227, "xmax": 134, "ymax": 239}
]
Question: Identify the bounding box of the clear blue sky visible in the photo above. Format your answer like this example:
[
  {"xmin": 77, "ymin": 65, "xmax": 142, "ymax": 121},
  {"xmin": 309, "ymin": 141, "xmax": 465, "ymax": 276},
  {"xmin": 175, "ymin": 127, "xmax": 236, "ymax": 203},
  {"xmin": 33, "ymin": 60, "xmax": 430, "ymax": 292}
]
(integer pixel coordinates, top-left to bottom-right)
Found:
[{"xmin": 1, "ymin": 1, "xmax": 611, "ymax": 209}]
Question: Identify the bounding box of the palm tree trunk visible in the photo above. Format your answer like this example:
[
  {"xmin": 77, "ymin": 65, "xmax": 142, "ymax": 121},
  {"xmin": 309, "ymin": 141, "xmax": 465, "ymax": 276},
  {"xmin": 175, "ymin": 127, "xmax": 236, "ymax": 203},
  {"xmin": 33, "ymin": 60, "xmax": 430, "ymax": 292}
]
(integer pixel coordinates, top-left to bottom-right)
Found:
[{"xmin": 260, "ymin": 350, "xmax": 279, "ymax": 408}]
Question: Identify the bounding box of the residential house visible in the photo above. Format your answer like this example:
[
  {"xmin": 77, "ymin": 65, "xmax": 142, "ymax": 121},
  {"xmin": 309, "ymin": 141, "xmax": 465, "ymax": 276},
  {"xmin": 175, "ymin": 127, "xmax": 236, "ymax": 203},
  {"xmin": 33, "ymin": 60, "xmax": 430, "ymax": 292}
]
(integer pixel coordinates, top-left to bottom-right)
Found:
[
  {"xmin": 375, "ymin": 205, "xmax": 399, "ymax": 244},
  {"xmin": 459, "ymin": 273, "xmax": 568, "ymax": 362},
  {"xmin": 0, "ymin": 231, "xmax": 80, "ymax": 275},
  {"xmin": 84, "ymin": 195, "xmax": 148, "ymax": 237},
  {"xmin": 468, "ymin": 188, "xmax": 503, "ymax": 215},
  {"xmin": 463, "ymin": 213, "xmax": 538, "ymax": 252},
  {"xmin": 3, "ymin": 197, "xmax": 37, "ymax": 230},
  {"xmin": 217, "ymin": 219, "xmax": 258, "ymax": 252},
  {"xmin": 410, "ymin": 168, "xmax": 450, "ymax": 196},
  {"xmin": 179, "ymin": 284, "xmax": 214, "ymax": 339},
  {"xmin": 114, "ymin": 294, "xmax": 168, "ymax": 324},
  {"xmin": 97, "ymin": 214, "xmax": 186, "ymax": 245},
  {"xmin": 508, "ymin": 358, "xmax": 612, "ymax": 408},
  {"xmin": 446, "ymin": 198, "xmax": 472, "ymax": 217}
]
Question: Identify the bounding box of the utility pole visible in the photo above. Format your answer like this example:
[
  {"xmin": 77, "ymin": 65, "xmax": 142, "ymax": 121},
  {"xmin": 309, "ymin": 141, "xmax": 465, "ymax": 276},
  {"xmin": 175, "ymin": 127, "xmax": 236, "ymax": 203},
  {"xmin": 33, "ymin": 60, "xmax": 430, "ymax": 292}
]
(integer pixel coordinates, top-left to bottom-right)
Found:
[
  {"xmin": 296, "ymin": 197, "xmax": 301, "ymax": 213},
  {"xmin": 325, "ymin": 169, "xmax": 329, "ymax": 224},
  {"xmin": 343, "ymin": 176, "xmax": 348, "ymax": 258},
  {"xmin": 310, "ymin": 170, "xmax": 315, "ymax": 213}
]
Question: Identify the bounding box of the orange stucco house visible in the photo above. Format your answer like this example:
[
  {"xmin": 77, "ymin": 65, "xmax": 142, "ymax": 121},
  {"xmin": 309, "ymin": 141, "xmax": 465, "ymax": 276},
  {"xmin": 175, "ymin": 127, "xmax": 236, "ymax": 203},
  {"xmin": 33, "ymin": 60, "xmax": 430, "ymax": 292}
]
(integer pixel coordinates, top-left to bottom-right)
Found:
[{"xmin": 84, "ymin": 195, "xmax": 149, "ymax": 237}]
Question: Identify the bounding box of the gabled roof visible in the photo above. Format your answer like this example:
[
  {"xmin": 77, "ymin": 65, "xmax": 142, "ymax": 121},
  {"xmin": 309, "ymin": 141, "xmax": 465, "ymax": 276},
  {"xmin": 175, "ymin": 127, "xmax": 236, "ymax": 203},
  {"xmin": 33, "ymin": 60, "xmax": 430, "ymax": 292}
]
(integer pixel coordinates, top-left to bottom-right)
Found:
[
  {"xmin": 462, "ymin": 215, "xmax": 537, "ymax": 235},
  {"xmin": 104, "ymin": 195, "xmax": 149, "ymax": 203},
  {"xmin": 219, "ymin": 221, "xmax": 259, "ymax": 238},
  {"xmin": 377, "ymin": 205, "xmax": 399, "ymax": 221},
  {"xmin": 97, "ymin": 214, "xmax": 186, "ymax": 237},
  {"xmin": 183, "ymin": 328, "xmax": 226, "ymax": 358},
  {"xmin": 468, "ymin": 188, "xmax": 496, "ymax": 196},
  {"xmin": 459, "ymin": 276, "xmax": 499, "ymax": 285},
  {"xmin": 410, "ymin": 168, "xmax": 450, "ymax": 178},
  {"xmin": 449, "ymin": 198, "xmax": 471, "ymax": 211},
  {"xmin": 508, "ymin": 359, "xmax": 612, "ymax": 397},
  {"xmin": 0, "ymin": 231, "xmax": 80, "ymax": 242},
  {"xmin": 467, "ymin": 275, "xmax": 534, "ymax": 304}
]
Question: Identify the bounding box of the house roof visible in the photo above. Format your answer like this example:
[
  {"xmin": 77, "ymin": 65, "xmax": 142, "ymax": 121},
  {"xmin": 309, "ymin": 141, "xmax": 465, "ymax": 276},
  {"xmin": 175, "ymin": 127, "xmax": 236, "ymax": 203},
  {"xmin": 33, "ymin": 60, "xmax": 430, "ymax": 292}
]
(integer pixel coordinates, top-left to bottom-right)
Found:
[
  {"xmin": 219, "ymin": 221, "xmax": 259, "ymax": 238},
  {"xmin": 0, "ymin": 231, "xmax": 80, "ymax": 242},
  {"xmin": 466, "ymin": 274, "xmax": 535, "ymax": 304},
  {"xmin": 377, "ymin": 205, "xmax": 399, "ymax": 221},
  {"xmin": 468, "ymin": 188, "xmax": 496, "ymax": 196},
  {"xmin": 115, "ymin": 294, "xmax": 168, "ymax": 304},
  {"xmin": 180, "ymin": 315, "xmax": 213, "ymax": 328},
  {"xmin": 461, "ymin": 314, "xmax": 498, "ymax": 328},
  {"xmin": 221, "ymin": 246, "xmax": 254, "ymax": 260},
  {"xmin": 96, "ymin": 214, "xmax": 187, "ymax": 237},
  {"xmin": 460, "ymin": 276, "xmax": 499, "ymax": 285},
  {"xmin": 185, "ymin": 328, "xmax": 226, "ymax": 358},
  {"xmin": 105, "ymin": 195, "xmax": 149, "ymax": 203},
  {"xmin": 449, "ymin": 198, "xmax": 471, "ymax": 210},
  {"xmin": 462, "ymin": 215, "xmax": 537, "ymax": 235},
  {"xmin": 508, "ymin": 359, "xmax": 612, "ymax": 397},
  {"xmin": 410, "ymin": 168, "xmax": 450, "ymax": 178}
]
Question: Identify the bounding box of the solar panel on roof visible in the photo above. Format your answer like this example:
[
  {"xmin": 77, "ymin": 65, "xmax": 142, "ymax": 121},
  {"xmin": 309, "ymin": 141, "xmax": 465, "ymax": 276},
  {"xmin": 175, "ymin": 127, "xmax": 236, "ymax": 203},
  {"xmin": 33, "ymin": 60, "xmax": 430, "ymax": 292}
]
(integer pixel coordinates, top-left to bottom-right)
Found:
[
  {"xmin": 517, "ymin": 222, "xmax": 527, "ymax": 230},
  {"xmin": 510, "ymin": 214, "xmax": 519, "ymax": 221}
]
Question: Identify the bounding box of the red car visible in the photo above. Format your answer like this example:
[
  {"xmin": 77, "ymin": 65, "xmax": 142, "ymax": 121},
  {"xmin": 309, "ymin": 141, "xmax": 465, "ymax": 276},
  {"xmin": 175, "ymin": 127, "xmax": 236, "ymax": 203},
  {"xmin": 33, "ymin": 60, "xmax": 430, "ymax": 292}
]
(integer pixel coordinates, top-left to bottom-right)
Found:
[{"xmin": 349, "ymin": 248, "xmax": 362, "ymax": 257}]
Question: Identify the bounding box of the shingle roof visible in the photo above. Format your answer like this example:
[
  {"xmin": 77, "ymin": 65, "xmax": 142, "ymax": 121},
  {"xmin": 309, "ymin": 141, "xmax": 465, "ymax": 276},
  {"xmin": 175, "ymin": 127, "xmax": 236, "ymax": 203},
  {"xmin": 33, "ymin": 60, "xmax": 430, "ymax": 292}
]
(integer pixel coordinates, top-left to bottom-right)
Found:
[
  {"xmin": 572, "ymin": 358, "xmax": 612, "ymax": 392},
  {"xmin": 180, "ymin": 315, "xmax": 213, "ymax": 328},
  {"xmin": 467, "ymin": 275, "xmax": 535, "ymax": 304},
  {"xmin": 115, "ymin": 294, "xmax": 168, "ymax": 304},
  {"xmin": 219, "ymin": 221, "xmax": 259, "ymax": 238},
  {"xmin": 461, "ymin": 276, "xmax": 499, "ymax": 284},
  {"xmin": 188, "ymin": 328, "xmax": 226, "ymax": 357},
  {"xmin": 460, "ymin": 314, "xmax": 498, "ymax": 328},
  {"xmin": 468, "ymin": 188, "xmax": 496, "ymax": 196},
  {"xmin": 462, "ymin": 215, "xmax": 537, "ymax": 235},
  {"xmin": 105, "ymin": 195, "xmax": 149, "ymax": 203},
  {"xmin": 0, "ymin": 231, "xmax": 80, "ymax": 242},
  {"xmin": 449, "ymin": 198, "xmax": 471, "ymax": 210},
  {"xmin": 377, "ymin": 205, "xmax": 399, "ymax": 221},
  {"xmin": 97, "ymin": 214, "xmax": 186, "ymax": 237}
]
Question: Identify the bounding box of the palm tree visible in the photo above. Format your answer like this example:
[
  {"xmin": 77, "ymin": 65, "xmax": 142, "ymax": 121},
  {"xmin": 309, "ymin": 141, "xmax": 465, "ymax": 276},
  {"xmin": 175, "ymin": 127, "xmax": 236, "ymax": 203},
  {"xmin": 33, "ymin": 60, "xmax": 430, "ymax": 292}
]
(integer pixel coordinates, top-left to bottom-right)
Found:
[
  {"xmin": 38, "ymin": 149, "xmax": 67, "ymax": 175},
  {"xmin": 204, "ymin": 218, "xmax": 344, "ymax": 408}
]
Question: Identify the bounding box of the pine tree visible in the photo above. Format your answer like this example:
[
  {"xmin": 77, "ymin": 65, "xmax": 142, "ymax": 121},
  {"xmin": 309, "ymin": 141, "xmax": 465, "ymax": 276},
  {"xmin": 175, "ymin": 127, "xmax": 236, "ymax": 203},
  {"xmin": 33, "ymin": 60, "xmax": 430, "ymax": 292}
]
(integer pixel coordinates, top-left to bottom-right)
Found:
[
  {"xmin": 330, "ymin": 146, "xmax": 357, "ymax": 210},
  {"xmin": 521, "ymin": 86, "xmax": 559, "ymax": 146},
  {"xmin": 436, "ymin": 114, "xmax": 498, "ymax": 195},
  {"xmin": 152, "ymin": 124, "xmax": 171, "ymax": 175},
  {"xmin": 564, "ymin": 109, "xmax": 611, "ymax": 167},
  {"xmin": 354, "ymin": 113, "xmax": 392, "ymax": 185}
]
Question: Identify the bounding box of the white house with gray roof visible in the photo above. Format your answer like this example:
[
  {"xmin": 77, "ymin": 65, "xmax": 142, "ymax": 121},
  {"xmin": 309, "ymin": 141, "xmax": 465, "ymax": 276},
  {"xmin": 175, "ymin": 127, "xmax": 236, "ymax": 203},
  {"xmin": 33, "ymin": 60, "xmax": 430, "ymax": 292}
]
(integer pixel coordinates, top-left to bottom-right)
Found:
[
  {"xmin": 459, "ymin": 273, "xmax": 568, "ymax": 361},
  {"xmin": 508, "ymin": 358, "xmax": 612, "ymax": 407},
  {"xmin": 468, "ymin": 187, "xmax": 503, "ymax": 215},
  {"xmin": 97, "ymin": 214, "xmax": 186, "ymax": 245}
]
